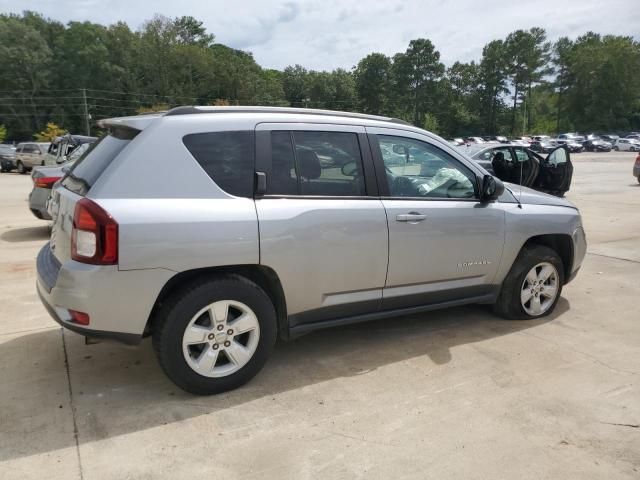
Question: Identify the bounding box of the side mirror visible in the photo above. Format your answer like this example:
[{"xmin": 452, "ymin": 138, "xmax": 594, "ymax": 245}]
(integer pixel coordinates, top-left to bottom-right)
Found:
[
  {"xmin": 341, "ymin": 161, "xmax": 358, "ymax": 177},
  {"xmin": 481, "ymin": 174, "xmax": 504, "ymax": 201}
]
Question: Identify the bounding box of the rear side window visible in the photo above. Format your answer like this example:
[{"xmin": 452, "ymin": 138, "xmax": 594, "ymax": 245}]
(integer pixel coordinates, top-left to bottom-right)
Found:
[
  {"xmin": 268, "ymin": 131, "xmax": 366, "ymax": 196},
  {"xmin": 183, "ymin": 131, "xmax": 254, "ymax": 198},
  {"xmin": 62, "ymin": 127, "xmax": 138, "ymax": 196}
]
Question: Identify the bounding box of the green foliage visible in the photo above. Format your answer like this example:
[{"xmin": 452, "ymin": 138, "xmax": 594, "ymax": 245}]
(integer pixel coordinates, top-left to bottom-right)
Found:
[
  {"xmin": 34, "ymin": 122, "xmax": 65, "ymax": 141},
  {"xmin": 0, "ymin": 124, "xmax": 6, "ymax": 142},
  {"xmin": 0, "ymin": 11, "xmax": 638, "ymax": 140},
  {"xmin": 422, "ymin": 113, "xmax": 439, "ymax": 133}
]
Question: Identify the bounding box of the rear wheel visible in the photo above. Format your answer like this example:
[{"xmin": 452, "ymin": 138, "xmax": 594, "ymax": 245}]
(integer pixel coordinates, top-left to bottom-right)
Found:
[
  {"xmin": 494, "ymin": 245, "xmax": 564, "ymax": 320},
  {"xmin": 613, "ymin": 146, "xmax": 619, "ymax": 151},
  {"xmin": 16, "ymin": 161, "xmax": 26, "ymax": 174},
  {"xmin": 152, "ymin": 275, "xmax": 277, "ymax": 395}
]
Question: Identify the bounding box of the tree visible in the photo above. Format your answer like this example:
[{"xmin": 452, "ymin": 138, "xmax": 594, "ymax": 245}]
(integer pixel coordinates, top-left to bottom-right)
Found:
[
  {"xmin": 0, "ymin": 124, "xmax": 6, "ymax": 142},
  {"xmin": 504, "ymin": 28, "xmax": 551, "ymax": 134},
  {"xmin": 282, "ymin": 65, "xmax": 308, "ymax": 106},
  {"xmin": 553, "ymin": 37, "xmax": 573, "ymax": 133},
  {"xmin": 34, "ymin": 122, "xmax": 65, "ymax": 141},
  {"xmin": 477, "ymin": 40, "xmax": 509, "ymax": 134},
  {"xmin": 354, "ymin": 53, "xmax": 392, "ymax": 115},
  {"xmin": 0, "ymin": 17, "xmax": 52, "ymax": 135},
  {"xmin": 391, "ymin": 39, "xmax": 445, "ymax": 125}
]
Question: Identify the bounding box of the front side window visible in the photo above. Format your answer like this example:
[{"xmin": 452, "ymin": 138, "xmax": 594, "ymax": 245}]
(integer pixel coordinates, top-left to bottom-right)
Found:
[
  {"xmin": 269, "ymin": 131, "xmax": 365, "ymax": 196},
  {"xmin": 183, "ymin": 131, "xmax": 254, "ymax": 198},
  {"xmin": 376, "ymin": 135, "xmax": 476, "ymax": 199}
]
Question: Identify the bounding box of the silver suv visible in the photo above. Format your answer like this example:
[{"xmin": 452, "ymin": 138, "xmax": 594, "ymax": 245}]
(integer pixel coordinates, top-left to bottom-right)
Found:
[{"xmin": 37, "ymin": 107, "xmax": 587, "ymax": 394}]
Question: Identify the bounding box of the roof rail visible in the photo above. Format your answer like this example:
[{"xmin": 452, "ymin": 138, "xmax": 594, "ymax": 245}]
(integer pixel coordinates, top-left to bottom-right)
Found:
[{"xmin": 164, "ymin": 105, "xmax": 412, "ymax": 126}]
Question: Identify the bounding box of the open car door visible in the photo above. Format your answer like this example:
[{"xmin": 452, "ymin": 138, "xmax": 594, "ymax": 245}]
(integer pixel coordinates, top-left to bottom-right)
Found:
[{"xmin": 535, "ymin": 146, "xmax": 573, "ymax": 196}]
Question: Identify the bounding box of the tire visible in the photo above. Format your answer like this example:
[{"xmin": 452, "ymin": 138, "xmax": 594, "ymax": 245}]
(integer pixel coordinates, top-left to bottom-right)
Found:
[
  {"xmin": 152, "ymin": 275, "xmax": 277, "ymax": 395},
  {"xmin": 613, "ymin": 146, "xmax": 619, "ymax": 151},
  {"xmin": 494, "ymin": 245, "xmax": 564, "ymax": 320},
  {"xmin": 16, "ymin": 161, "xmax": 26, "ymax": 174}
]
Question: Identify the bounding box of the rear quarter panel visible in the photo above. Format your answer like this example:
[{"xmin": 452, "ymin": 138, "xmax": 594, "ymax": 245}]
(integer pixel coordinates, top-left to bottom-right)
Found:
[{"xmin": 89, "ymin": 116, "xmax": 262, "ymax": 272}]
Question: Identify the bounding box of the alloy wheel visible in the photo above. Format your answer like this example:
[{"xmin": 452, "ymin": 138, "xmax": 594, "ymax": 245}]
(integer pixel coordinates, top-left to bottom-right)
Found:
[
  {"xmin": 182, "ymin": 300, "xmax": 260, "ymax": 378},
  {"xmin": 520, "ymin": 262, "xmax": 559, "ymax": 316}
]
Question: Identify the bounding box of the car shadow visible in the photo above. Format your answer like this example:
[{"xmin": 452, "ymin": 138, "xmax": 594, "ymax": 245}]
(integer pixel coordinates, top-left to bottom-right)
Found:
[
  {"xmin": 0, "ymin": 298, "xmax": 569, "ymax": 461},
  {"xmin": 0, "ymin": 225, "xmax": 50, "ymax": 242}
]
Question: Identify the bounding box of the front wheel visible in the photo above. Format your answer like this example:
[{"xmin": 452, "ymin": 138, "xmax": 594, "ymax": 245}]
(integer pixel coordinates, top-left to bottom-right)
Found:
[
  {"xmin": 152, "ymin": 275, "xmax": 277, "ymax": 395},
  {"xmin": 494, "ymin": 245, "xmax": 564, "ymax": 320}
]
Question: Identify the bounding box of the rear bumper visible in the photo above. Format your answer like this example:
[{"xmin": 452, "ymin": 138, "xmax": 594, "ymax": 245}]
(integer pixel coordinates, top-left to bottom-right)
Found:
[
  {"xmin": 36, "ymin": 243, "xmax": 175, "ymax": 345},
  {"xmin": 28, "ymin": 187, "xmax": 52, "ymax": 220},
  {"xmin": 1, "ymin": 158, "xmax": 15, "ymax": 170}
]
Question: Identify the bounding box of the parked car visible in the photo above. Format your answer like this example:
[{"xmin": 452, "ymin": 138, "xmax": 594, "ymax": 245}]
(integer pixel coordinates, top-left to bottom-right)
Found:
[
  {"xmin": 485, "ymin": 135, "xmax": 508, "ymax": 143},
  {"xmin": 46, "ymin": 134, "xmax": 97, "ymax": 165},
  {"xmin": 37, "ymin": 106, "xmax": 586, "ymax": 394},
  {"xmin": 599, "ymin": 134, "xmax": 619, "ymax": 145},
  {"xmin": 29, "ymin": 143, "xmax": 93, "ymax": 220},
  {"xmin": 0, "ymin": 144, "xmax": 16, "ymax": 172},
  {"xmin": 633, "ymin": 153, "xmax": 640, "ymax": 184},
  {"xmin": 557, "ymin": 133, "xmax": 585, "ymax": 143},
  {"xmin": 530, "ymin": 140, "xmax": 556, "ymax": 154},
  {"xmin": 15, "ymin": 142, "xmax": 50, "ymax": 173},
  {"xmin": 465, "ymin": 136, "xmax": 486, "ymax": 144},
  {"xmin": 509, "ymin": 137, "xmax": 532, "ymax": 148},
  {"xmin": 582, "ymin": 138, "xmax": 612, "ymax": 152},
  {"xmin": 459, "ymin": 143, "xmax": 573, "ymax": 196},
  {"xmin": 613, "ymin": 138, "xmax": 640, "ymax": 152},
  {"xmin": 564, "ymin": 140, "xmax": 585, "ymax": 153},
  {"xmin": 448, "ymin": 138, "xmax": 465, "ymax": 146}
]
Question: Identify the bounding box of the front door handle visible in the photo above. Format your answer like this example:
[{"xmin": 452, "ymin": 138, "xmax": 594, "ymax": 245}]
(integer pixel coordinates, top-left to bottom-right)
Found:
[{"xmin": 396, "ymin": 212, "xmax": 426, "ymax": 222}]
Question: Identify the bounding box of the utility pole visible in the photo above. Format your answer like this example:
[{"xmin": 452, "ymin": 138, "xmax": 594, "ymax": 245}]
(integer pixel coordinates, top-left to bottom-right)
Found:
[{"xmin": 82, "ymin": 88, "xmax": 90, "ymax": 136}]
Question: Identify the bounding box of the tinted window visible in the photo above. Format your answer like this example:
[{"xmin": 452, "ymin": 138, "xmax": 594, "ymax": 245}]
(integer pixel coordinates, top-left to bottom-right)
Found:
[
  {"xmin": 269, "ymin": 131, "xmax": 365, "ymax": 196},
  {"xmin": 183, "ymin": 131, "xmax": 254, "ymax": 198},
  {"xmin": 62, "ymin": 127, "xmax": 138, "ymax": 196},
  {"xmin": 377, "ymin": 135, "xmax": 475, "ymax": 199},
  {"xmin": 269, "ymin": 131, "xmax": 297, "ymax": 195}
]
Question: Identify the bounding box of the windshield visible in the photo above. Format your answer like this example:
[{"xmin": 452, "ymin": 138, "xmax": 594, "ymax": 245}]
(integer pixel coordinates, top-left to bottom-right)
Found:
[{"xmin": 61, "ymin": 127, "xmax": 138, "ymax": 196}]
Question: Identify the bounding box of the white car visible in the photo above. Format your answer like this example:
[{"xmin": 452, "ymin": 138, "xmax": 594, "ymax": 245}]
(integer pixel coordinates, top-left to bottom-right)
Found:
[{"xmin": 613, "ymin": 138, "xmax": 640, "ymax": 152}]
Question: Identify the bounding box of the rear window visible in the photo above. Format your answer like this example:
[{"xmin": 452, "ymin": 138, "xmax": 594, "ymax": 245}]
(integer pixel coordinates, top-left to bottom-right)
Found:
[
  {"xmin": 182, "ymin": 131, "xmax": 255, "ymax": 198},
  {"xmin": 62, "ymin": 127, "xmax": 138, "ymax": 196}
]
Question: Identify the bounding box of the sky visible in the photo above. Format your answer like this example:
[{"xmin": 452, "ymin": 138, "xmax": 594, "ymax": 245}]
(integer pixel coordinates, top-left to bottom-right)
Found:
[{"xmin": 3, "ymin": 0, "xmax": 639, "ymax": 71}]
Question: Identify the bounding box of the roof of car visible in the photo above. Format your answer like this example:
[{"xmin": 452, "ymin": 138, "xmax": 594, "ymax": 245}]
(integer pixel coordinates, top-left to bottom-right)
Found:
[{"xmin": 98, "ymin": 106, "xmax": 415, "ymax": 131}]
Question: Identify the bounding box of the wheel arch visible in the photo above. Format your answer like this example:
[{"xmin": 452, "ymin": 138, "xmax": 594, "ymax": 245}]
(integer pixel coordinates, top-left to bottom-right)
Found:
[
  {"xmin": 146, "ymin": 264, "xmax": 289, "ymax": 340},
  {"xmin": 521, "ymin": 233, "xmax": 574, "ymax": 282}
]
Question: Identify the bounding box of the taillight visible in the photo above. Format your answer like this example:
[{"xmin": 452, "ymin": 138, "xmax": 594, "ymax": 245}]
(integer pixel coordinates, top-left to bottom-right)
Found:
[
  {"xmin": 69, "ymin": 310, "xmax": 90, "ymax": 325},
  {"xmin": 34, "ymin": 176, "xmax": 61, "ymax": 189},
  {"xmin": 71, "ymin": 198, "xmax": 118, "ymax": 265}
]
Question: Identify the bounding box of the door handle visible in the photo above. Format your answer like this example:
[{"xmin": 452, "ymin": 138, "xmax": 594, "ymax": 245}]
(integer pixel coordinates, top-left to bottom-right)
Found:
[{"xmin": 396, "ymin": 212, "xmax": 426, "ymax": 222}]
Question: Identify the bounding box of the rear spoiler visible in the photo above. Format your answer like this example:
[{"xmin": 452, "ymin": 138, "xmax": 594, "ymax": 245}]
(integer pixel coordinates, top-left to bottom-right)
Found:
[{"xmin": 97, "ymin": 112, "xmax": 165, "ymax": 131}]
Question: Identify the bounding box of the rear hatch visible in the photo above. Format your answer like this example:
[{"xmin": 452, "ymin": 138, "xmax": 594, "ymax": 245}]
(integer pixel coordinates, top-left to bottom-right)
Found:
[{"xmin": 48, "ymin": 126, "xmax": 139, "ymax": 264}]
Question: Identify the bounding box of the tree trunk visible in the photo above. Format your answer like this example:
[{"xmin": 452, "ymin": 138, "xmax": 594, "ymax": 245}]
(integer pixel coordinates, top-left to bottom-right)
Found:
[{"xmin": 511, "ymin": 83, "xmax": 519, "ymax": 135}]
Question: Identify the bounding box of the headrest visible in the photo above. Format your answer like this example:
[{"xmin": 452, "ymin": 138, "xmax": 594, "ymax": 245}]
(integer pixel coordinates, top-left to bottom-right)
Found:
[{"xmin": 297, "ymin": 149, "xmax": 321, "ymax": 179}]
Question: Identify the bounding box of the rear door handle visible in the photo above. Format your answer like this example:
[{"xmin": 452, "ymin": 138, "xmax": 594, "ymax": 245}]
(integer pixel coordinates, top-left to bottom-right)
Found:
[{"xmin": 396, "ymin": 212, "xmax": 426, "ymax": 222}]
